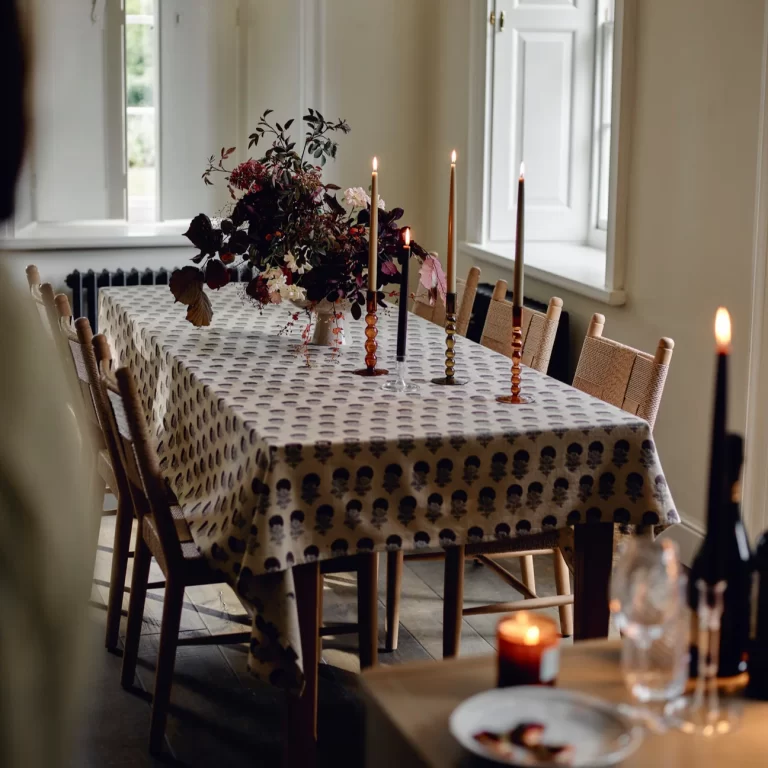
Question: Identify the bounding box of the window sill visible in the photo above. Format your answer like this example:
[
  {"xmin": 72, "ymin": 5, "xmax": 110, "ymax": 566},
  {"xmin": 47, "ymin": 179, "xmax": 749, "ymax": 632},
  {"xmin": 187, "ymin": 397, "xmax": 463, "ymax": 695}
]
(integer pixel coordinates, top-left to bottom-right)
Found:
[
  {"xmin": 0, "ymin": 220, "xmax": 192, "ymax": 251},
  {"xmin": 461, "ymin": 241, "xmax": 626, "ymax": 306}
]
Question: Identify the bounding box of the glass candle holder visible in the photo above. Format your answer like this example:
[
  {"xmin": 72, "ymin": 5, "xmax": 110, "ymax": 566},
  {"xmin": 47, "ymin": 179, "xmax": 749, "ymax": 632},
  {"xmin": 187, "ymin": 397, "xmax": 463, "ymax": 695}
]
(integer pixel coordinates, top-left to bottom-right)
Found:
[{"xmin": 497, "ymin": 612, "xmax": 560, "ymax": 688}]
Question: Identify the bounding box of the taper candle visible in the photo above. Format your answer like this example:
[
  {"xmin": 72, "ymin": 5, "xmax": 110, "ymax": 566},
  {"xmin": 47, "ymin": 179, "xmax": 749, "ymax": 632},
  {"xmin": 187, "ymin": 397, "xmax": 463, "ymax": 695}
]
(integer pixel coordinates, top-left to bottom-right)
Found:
[
  {"xmin": 513, "ymin": 162, "xmax": 525, "ymax": 310},
  {"xmin": 396, "ymin": 228, "xmax": 411, "ymax": 361},
  {"xmin": 447, "ymin": 150, "xmax": 457, "ymax": 293},
  {"xmin": 369, "ymin": 157, "xmax": 379, "ymax": 292}
]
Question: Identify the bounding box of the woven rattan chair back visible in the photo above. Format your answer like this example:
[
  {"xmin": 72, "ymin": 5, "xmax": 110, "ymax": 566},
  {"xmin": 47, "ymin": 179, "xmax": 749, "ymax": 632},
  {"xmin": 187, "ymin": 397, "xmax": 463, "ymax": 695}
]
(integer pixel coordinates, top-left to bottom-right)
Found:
[
  {"xmin": 480, "ymin": 280, "xmax": 563, "ymax": 374},
  {"xmin": 412, "ymin": 265, "xmax": 481, "ymax": 337},
  {"xmin": 572, "ymin": 313, "xmax": 674, "ymax": 430},
  {"xmin": 26, "ymin": 264, "xmax": 59, "ymax": 336}
]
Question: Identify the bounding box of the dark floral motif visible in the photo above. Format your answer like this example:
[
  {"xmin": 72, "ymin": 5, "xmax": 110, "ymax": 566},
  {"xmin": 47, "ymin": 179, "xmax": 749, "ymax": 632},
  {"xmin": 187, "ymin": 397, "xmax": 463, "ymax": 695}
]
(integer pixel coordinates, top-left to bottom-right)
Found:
[
  {"xmin": 426, "ymin": 493, "xmax": 444, "ymax": 524},
  {"xmin": 515, "ymin": 519, "xmax": 532, "ymax": 534},
  {"xmin": 314, "ymin": 441, "xmax": 333, "ymax": 464},
  {"xmin": 552, "ymin": 477, "xmax": 569, "ymax": 507},
  {"xmin": 642, "ymin": 510, "xmax": 660, "ymax": 526},
  {"xmin": 506, "ymin": 484, "xmax": 523, "ymax": 514},
  {"xmin": 354, "ymin": 466, "xmax": 374, "ymax": 496},
  {"xmin": 527, "ymin": 430, "xmax": 543, "ymax": 443},
  {"xmin": 598, "ymin": 472, "xmax": 616, "ymax": 501},
  {"xmin": 613, "ymin": 508, "xmax": 631, "ymax": 524},
  {"xmin": 369, "ymin": 437, "xmax": 388, "ymax": 459},
  {"xmin": 463, "ymin": 455, "xmax": 481, "ymax": 485},
  {"xmin": 512, "ymin": 450, "xmax": 529, "ymax": 480},
  {"xmin": 567, "ymin": 510, "xmax": 581, "ymax": 525},
  {"xmin": 542, "ymin": 515, "xmax": 558, "ymax": 530},
  {"xmin": 397, "ymin": 496, "xmax": 417, "ymax": 527},
  {"xmin": 612, "ymin": 439, "xmax": 630, "ymax": 468},
  {"xmin": 314, "ymin": 505, "xmax": 334, "ymax": 535},
  {"xmin": 343, "ymin": 438, "xmax": 362, "ymax": 460},
  {"xmin": 228, "ymin": 535, "xmax": 247, "ymax": 555},
  {"xmin": 586, "ymin": 508, "xmax": 603, "ymax": 523},
  {"xmin": 640, "ymin": 439, "xmax": 656, "ymax": 469},
  {"xmin": 414, "ymin": 531, "xmax": 431, "ymax": 548},
  {"xmin": 526, "ymin": 482, "xmax": 543, "ymax": 512},
  {"xmin": 578, "ymin": 476, "xmax": 594, "ymax": 503},
  {"xmin": 586, "ymin": 441, "xmax": 604, "ymax": 470},
  {"xmin": 449, "ymin": 434, "xmax": 468, "ymax": 452},
  {"xmin": 356, "ymin": 537, "xmax": 374, "ymax": 553},
  {"xmin": 653, "ymin": 475, "xmax": 667, "ymax": 503},
  {"xmin": 344, "ymin": 500, "xmax": 362, "ymax": 531},
  {"xmin": 450, "ymin": 490, "xmax": 468, "ymax": 520},
  {"xmin": 626, "ymin": 472, "xmax": 644, "ymax": 503},
  {"xmin": 276, "ymin": 478, "xmax": 292, "ymax": 509},
  {"xmin": 284, "ymin": 443, "xmax": 303, "ymax": 469},
  {"xmin": 425, "ymin": 434, "xmax": 443, "ymax": 454},
  {"xmin": 412, "ymin": 461, "xmax": 430, "ymax": 491},
  {"xmin": 439, "ymin": 529, "xmax": 457, "ymax": 547},
  {"xmin": 491, "ymin": 452, "xmax": 509, "ymax": 482},
  {"xmin": 301, "ymin": 473, "xmax": 321, "ymax": 505},
  {"xmin": 330, "ymin": 468, "xmax": 350, "ymax": 498},
  {"xmin": 494, "ymin": 523, "xmax": 511, "ymax": 540},
  {"xmin": 303, "ymin": 545, "xmax": 320, "ymax": 562},
  {"xmin": 468, "ymin": 526, "xmax": 485, "ymax": 543},
  {"xmin": 479, "ymin": 487, "xmax": 496, "ymax": 517},
  {"xmin": 477, "ymin": 431, "xmax": 494, "ymax": 448},
  {"xmin": 331, "ymin": 538, "xmax": 349, "ymax": 557},
  {"xmin": 372, "ymin": 498, "xmax": 389, "ymax": 529},
  {"xmin": 539, "ymin": 446, "xmax": 556, "ymax": 477},
  {"xmin": 264, "ymin": 557, "xmax": 282, "ymax": 573},
  {"xmin": 397, "ymin": 437, "xmax": 416, "ymax": 456},
  {"xmin": 565, "ymin": 443, "xmax": 583, "ymax": 473},
  {"xmin": 289, "ymin": 510, "xmax": 305, "ymax": 540},
  {"xmin": 383, "ymin": 464, "xmax": 403, "ymax": 494},
  {"xmin": 436, "ymin": 458, "xmax": 454, "ymax": 488},
  {"xmin": 268, "ymin": 515, "xmax": 285, "ymax": 546},
  {"xmin": 386, "ymin": 534, "xmax": 403, "ymax": 551},
  {"xmin": 503, "ymin": 430, "xmax": 521, "ymax": 446}
]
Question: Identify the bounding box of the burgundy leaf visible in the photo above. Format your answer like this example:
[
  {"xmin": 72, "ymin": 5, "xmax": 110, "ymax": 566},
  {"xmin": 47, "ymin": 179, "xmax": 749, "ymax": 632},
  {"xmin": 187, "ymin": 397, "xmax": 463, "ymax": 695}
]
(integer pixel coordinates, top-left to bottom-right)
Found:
[
  {"xmin": 186, "ymin": 292, "xmax": 213, "ymax": 327},
  {"xmin": 169, "ymin": 266, "xmax": 204, "ymax": 306},
  {"xmin": 205, "ymin": 259, "xmax": 230, "ymax": 290}
]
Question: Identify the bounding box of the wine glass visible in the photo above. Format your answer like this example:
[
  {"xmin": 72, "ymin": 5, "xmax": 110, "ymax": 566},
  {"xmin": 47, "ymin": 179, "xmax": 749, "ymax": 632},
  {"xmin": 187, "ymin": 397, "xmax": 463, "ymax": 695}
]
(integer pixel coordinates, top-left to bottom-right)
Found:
[{"xmin": 610, "ymin": 537, "xmax": 688, "ymax": 728}]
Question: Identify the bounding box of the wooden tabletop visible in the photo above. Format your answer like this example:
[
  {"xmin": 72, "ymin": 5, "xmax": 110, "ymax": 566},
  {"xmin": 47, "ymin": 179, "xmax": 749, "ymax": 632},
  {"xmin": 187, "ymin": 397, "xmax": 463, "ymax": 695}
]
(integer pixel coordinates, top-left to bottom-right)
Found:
[{"xmin": 361, "ymin": 641, "xmax": 768, "ymax": 767}]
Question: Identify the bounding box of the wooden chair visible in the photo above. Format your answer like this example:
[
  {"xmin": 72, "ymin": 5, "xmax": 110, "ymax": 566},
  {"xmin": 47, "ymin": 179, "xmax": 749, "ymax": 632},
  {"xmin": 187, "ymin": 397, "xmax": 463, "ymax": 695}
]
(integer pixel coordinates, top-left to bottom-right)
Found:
[
  {"xmin": 26, "ymin": 264, "xmax": 59, "ymax": 337},
  {"xmin": 103, "ymin": 363, "xmax": 378, "ymax": 754},
  {"xmin": 573, "ymin": 313, "xmax": 675, "ymax": 430},
  {"xmin": 412, "ymin": 264, "xmax": 481, "ymax": 337},
  {"xmin": 480, "ymin": 280, "xmax": 563, "ymax": 373},
  {"xmin": 437, "ymin": 316, "xmax": 675, "ymax": 658}
]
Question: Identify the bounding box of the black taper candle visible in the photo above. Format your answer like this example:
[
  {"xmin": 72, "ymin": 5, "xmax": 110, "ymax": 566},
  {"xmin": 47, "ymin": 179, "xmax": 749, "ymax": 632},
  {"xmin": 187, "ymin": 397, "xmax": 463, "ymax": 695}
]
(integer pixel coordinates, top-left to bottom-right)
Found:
[{"xmin": 396, "ymin": 229, "xmax": 411, "ymax": 361}]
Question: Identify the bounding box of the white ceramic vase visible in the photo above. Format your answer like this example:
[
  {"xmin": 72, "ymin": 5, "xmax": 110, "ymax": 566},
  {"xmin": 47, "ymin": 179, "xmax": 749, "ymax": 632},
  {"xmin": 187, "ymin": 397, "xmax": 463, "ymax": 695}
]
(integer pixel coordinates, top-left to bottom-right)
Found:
[{"xmin": 293, "ymin": 299, "xmax": 351, "ymax": 346}]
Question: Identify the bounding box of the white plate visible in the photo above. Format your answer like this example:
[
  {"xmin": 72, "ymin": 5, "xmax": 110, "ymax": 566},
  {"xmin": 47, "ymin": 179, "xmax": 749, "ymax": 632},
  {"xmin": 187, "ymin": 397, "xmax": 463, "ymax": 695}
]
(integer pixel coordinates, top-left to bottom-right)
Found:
[{"xmin": 449, "ymin": 686, "xmax": 642, "ymax": 766}]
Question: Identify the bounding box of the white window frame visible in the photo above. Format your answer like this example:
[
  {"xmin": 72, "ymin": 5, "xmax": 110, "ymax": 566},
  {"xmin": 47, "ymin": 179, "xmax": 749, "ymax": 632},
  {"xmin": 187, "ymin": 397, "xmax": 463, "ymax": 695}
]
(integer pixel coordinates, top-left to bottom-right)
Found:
[{"xmin": 464, "ymin": 0, "xmax": 636, "ymax": 306}]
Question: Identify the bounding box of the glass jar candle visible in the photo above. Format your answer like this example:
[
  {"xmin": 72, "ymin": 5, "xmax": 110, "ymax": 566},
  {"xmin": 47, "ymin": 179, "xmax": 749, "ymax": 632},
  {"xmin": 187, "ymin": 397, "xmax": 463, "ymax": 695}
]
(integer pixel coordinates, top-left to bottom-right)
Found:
[{"xmin": 497, "ymin": 612, "xmax": 560, "ymax": 688}]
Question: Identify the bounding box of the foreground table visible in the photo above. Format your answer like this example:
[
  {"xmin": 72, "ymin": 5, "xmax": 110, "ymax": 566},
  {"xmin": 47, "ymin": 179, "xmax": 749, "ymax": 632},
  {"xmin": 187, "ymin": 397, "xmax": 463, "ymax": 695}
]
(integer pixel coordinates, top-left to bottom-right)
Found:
[{"xmin": 362, "ymin": 641, "xmax": 768, "ymax": 767}]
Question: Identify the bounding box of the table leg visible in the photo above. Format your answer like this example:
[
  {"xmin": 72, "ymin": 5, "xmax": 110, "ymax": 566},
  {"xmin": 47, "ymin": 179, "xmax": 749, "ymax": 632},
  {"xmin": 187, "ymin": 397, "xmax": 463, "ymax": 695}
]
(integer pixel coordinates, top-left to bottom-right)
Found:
[
  {"xmin": 443, "ymin": 545, "xmax": 466, "ymax": 658},
  {"xmin": 385, "ymin": 550, "xmax": 403, "ymax": 652},
  {"xmin": 358, "ymin": 553, "xmax": 379, "ymax": 669},
  {"xmin": 573, "ymin": 523, "xmax": 613, "ymax": 640},
  {"xmin": 284, "ymin": 561, "xmax": 321, "ymax": 768}
]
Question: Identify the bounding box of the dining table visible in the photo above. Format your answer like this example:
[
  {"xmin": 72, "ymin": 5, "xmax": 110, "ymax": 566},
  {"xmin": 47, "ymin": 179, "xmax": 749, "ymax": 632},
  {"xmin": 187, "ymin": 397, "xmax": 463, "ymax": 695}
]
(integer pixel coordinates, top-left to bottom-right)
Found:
[{"xmin": 99, "ymin": 281, "xmax": 678, "ymax": 764}]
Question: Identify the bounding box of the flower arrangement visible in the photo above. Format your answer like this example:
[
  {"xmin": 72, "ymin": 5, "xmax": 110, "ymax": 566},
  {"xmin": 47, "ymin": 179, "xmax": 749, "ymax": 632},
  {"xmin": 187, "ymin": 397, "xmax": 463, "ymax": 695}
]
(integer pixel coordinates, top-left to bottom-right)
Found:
[{"xmin": 170, "ymin": 109, "xmax": 446, "ymax": 327}]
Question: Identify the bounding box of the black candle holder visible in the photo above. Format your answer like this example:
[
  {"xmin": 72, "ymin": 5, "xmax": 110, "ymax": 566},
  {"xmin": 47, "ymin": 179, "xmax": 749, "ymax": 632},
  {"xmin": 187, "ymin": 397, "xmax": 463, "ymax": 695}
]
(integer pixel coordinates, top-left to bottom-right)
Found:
[
  {"xmin": 432, "ymin": 292, "xmax": 468, "ymax": 386},
  {"xmin": 497, "ymin": 306, "xmax": 533, "ymax": 404},
  {"xmin": 353, "ymin": 290, "xmax": 389, "ymax": 377}
]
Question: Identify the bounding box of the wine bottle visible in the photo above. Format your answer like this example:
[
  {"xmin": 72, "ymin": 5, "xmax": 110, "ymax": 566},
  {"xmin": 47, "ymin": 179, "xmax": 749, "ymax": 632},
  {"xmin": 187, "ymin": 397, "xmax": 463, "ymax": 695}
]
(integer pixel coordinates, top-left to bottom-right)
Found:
[{"xmin": 688, "ymin": 433, "xmax": 752, "ymax": 679}]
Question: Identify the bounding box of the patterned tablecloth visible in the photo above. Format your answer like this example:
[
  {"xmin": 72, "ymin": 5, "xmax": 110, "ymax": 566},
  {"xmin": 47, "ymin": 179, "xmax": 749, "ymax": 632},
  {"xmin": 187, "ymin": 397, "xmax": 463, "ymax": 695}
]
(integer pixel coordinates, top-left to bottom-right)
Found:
[{"xmin": 100, "ymin": 284, "xmax": 678, "ymax": 690}]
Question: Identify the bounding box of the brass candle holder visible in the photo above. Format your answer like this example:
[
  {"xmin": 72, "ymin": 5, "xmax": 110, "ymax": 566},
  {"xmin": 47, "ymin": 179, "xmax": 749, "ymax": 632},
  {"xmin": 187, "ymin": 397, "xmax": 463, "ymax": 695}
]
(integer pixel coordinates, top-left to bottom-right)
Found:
[
  {"xmin": 353, "ymin": 290, "xmax": 389, "ymax": 377},
  {"xmin": 432, "ymin": 292, "xmax": 468, "ymax": 386},
  {"xmin": 497, "ymin": 305, "xmax": 533, "ymax": 404}
]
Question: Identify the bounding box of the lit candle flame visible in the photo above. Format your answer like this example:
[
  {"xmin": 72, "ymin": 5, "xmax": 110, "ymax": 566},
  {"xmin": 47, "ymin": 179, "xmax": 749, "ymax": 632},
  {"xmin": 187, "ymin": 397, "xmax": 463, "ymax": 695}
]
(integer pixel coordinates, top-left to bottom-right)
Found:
[
  {"xmin": 372, "ymin": 156, "xmax": 378, "ymax": 173},
  {"xmin": 715, "ymin": 307, "xmax": 731, "ymax": 352},
  {"xmin": 451, "ymin": 149, "xmax": 457, "ymax": 164},
  {"xmin": 520, "ymin": 161, "xmax": 525, "ymax": 180},
  {"xmin": 523, "ymin": 625, "xmax": 540, "ymax": 646},
  {"xmin": 404, "ymin": 227, "xmax": 411, "ymax": 246}
]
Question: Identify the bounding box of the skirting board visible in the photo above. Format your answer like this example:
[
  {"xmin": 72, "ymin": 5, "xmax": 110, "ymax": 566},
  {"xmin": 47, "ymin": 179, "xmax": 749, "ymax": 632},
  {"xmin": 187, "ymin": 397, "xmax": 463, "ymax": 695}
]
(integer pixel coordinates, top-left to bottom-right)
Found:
[{"xmin": 656, "ymin": 516, "xmax": 704, "ymax": 568}]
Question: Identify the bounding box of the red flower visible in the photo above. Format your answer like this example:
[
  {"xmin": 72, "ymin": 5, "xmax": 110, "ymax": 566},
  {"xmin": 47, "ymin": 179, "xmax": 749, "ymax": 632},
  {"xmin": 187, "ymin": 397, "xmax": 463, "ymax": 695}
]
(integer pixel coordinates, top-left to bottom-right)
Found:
[{"xmin": 220, "ymin": 252, "xmax": 235, "ymax": 264}]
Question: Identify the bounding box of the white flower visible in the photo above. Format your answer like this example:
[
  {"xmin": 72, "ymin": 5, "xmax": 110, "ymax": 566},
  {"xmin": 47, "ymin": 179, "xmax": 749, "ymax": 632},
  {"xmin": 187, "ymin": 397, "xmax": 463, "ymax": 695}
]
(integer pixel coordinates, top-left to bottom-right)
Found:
[
  {"xmin": 344, "ymin": 187, "xmax": 369, "ymax": 209},
  {"xmin": 262, "ymin": 267, "xmax": 286, "ymax": 291},
  {"xmin": 377, "ymin": 197, "xmax": 386, "ymax": 210},
  {"xmin": 284, "ymin": 251, "xmax": 312, "ymax": 274},
  {"xmin": 279, "ymin": 284, "xmax": 307, "ymax": 301}
]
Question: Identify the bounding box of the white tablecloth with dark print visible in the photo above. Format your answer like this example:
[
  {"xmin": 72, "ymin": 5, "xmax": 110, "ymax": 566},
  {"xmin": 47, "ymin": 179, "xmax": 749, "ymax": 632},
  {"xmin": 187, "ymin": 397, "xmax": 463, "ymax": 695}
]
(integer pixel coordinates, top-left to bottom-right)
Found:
[{"xmin": 100, "ymin": 283, "xmax": 678, "ymax": 690}]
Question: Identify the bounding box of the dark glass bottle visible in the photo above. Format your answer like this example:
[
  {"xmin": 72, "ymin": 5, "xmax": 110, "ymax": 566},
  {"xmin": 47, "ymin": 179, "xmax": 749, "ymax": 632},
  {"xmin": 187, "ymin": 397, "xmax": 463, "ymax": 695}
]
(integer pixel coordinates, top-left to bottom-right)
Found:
[{"xmin": 688, "ymin": 434, "xmax": 752, "ymax": 679}]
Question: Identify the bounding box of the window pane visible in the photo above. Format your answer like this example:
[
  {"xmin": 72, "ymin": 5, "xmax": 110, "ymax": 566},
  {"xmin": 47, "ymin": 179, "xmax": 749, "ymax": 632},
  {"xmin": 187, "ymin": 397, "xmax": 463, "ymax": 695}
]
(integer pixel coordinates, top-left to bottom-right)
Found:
[
  {"xmin": 596, "ymin": 9, "xmax": 614, "ymax": 231},
  {"xmin": 126, "ymin": 2, "xmax": 157, "ymax": 222}
]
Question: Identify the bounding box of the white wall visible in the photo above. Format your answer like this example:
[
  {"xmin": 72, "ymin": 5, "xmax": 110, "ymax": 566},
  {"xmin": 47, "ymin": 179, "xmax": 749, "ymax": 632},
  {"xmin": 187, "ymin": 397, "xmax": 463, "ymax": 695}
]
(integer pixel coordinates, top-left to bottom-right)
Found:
[{"xmin": 431, "ymin": 0, "xmax": 766, "ymax": 531}]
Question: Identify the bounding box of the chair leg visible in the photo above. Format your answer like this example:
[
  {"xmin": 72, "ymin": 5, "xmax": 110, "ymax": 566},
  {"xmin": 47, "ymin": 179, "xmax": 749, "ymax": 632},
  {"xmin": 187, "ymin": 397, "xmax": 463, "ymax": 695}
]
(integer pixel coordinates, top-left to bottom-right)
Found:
[
  {"xmin": 520, "ymin": 554, "xmax": 536, "ymax": 595},
  {"xmin": 357, "ymin": 553, "xmax": 379, "ymax": 669},
  {"xmin": 105, "ymin": 496, "xmax": 134, "ymax": 651},
  {"xmin": 552, "ymin": 548, "xmax": 573, "ymax": 637},
  {"xmin": 121, "ymin": 535, "xmax": 152, "ymax": 690},
  {"xmin": 385, "ymin": 550, "xmax": 403, "ymax": 652},
  {"xmin": 443, "ymin": 545, "xmax": 465, "ymax": 658},
  {"xmin": 149, "ymin": 577, "xmax": 185, "ymax": 755}
]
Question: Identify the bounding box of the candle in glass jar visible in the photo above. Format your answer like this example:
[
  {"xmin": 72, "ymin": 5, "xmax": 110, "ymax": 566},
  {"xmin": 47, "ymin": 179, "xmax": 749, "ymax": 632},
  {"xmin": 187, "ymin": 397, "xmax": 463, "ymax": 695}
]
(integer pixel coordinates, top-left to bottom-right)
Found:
[
  {"xmin": 497, "ymin": 612, "xmax": 560, "ymax": 688},
  {"xmin": 369, "ymin": 157, "xmax": 379, "ymax": 292}
]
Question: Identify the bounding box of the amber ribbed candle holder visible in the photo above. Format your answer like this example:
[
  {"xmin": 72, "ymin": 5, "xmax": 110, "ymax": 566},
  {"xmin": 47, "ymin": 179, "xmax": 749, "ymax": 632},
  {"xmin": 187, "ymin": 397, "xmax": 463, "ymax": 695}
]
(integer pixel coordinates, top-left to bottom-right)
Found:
[
  {"xmin": 353, "ymin": 290, "xmax": 389, "ymax": 377},
  {"xmin": 432, "ymin": 292, "xmax": 468, "ymax": 386},
  {"xmin": 497, "ymin": 305, "xmax": 533, "ymax": 404}
]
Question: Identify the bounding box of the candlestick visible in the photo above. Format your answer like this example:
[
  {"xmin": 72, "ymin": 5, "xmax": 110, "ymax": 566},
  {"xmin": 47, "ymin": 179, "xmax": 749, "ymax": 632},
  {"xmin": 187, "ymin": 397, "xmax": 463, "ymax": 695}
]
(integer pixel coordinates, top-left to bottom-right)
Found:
[
  {"xmin": 513, "ymin": 162, "xmax": 525, "ymax": 309},
  {"xmin": 383, "ymin": 228, "xmax": 418, "ymax": 393},
  {"xmin": 431, "ymin": 291, "xmax": 469, "ymax": 386},
  {"xmin": 353, "ymin": 289, "xmax": 389, "ymax": 377},
  {"xmin": 497, "ymin": 305, "xmax": 533, "ymax": 404},
  {"xmin": 447, "ymin": 150, "xmax": 457, "ymax": 294},
  {"xmin": 369, "ymin": 157, "xmax": 379, "ymax": 292},
  {"xmin": 497, "ymin": 612, "xmax": 560, "ymax": 688}
]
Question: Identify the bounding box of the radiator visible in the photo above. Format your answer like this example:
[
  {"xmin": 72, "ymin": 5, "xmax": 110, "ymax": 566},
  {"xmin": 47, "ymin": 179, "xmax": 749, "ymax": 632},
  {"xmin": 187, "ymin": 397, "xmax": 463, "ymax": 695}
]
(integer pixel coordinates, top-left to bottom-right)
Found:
[{"xmin": 65, "ymin": 266, "xmax": 253, "ymax": 333}]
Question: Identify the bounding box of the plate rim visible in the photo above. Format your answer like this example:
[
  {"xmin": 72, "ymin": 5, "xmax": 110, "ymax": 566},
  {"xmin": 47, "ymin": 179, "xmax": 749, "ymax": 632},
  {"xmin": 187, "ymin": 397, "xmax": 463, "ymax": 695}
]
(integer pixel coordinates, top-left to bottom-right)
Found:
[{"xmin": 449, "ymin": 685, "xmax": 643, "ymax": 767}]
